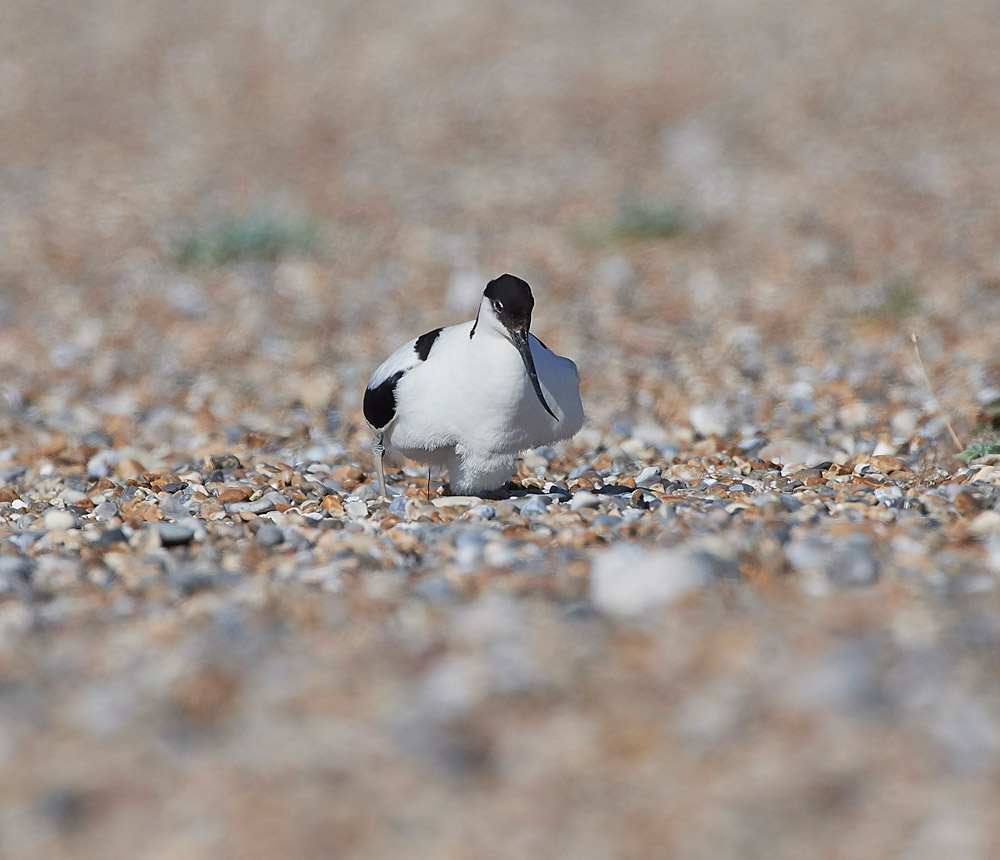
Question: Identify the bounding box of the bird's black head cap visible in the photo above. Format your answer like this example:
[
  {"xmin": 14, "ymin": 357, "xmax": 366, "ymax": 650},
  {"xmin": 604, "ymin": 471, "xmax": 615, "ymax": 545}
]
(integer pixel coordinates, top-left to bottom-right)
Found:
[{"xmin": 484, "ymin": 274, "xmax": 534, "ymax": 331}]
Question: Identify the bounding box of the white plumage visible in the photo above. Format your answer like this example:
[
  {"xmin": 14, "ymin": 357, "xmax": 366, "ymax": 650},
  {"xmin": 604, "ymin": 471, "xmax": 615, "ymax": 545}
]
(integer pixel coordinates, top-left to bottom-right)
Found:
[{"xmin": 363, "ymin": 274, "xmax": 584, "ymax": 496}]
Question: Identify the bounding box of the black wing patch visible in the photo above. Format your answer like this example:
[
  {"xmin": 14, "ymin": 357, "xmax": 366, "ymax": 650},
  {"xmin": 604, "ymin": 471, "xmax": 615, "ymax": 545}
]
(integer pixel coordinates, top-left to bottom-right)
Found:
[
  {"xmin": 363, "ymin": 370, "xmax": 405, "ymax": 429},
  {"xmin": 414, "ymin": 327, "xmax": 443, "ymax": 361}
]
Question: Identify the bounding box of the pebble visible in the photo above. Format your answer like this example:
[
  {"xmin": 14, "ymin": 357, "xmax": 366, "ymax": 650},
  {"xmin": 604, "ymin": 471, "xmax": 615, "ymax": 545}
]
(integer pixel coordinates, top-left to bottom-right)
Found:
[
  {"xmin": 519, "ymin": 495, "xmax": 552, "ymax": 516},
  {"xmin": 590, "ymin": 545, "xmax": 711, "ymax": 617},
  {"xmin": 344, "ymin": 497, "xmax": 369, "ymax": 520},
  {"xmin": 635, "ymin": 466, "xmax": 662, "ymax": 487},
  {"xmin": 759, "ymin": 439, "xmax": 836, "ymax": 467},
  {"xmin": 157, "ymin": 495, "xmax": 190, "ymax": 520},
  {"xmin": 152, "ymin": 522, "xmax": 197, "ymax": 547},
  {"xmin": 255, "ymin": 523, "xmax": 285, "ymax": 547},
  {"xmin": 93, "ymin": 501, "xmax": 120, "ymax": 520},
  {"xmin": 43, "ymin": 509, "xmax": 80, "ymax": 531}
]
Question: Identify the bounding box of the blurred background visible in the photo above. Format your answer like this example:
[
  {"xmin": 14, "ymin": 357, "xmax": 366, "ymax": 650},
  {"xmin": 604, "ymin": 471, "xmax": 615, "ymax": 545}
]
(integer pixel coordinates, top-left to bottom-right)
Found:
[
  {"xmin": 3, "ymin": 1, "xmax": 1000, "ymax": 858},
  {"xmin": 2, "ymin": 0, "xmax": 999, "ymax": 467}
]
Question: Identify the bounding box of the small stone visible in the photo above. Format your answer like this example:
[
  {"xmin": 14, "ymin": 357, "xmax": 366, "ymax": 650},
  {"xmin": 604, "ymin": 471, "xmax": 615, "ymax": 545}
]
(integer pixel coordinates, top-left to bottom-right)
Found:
[
  {"xmin": 226, "ymin": 492, "xmax": 289, "ymax": 515},
  {"xmin": 89, "ymin": 528, "xmax": 128, "ymax": 548},
  {"xmin": 152, "ymin": 522, "xmax": 196, "ymax": 546},
  {"xmin": 354, "ymin": 481, "xmax": 382, "ymax": 500},
  {"xmin": 635, "ymin": 466, "xmax": 662, "ymax": 487},
  {"xmin": 870, "ymin": 454, "xmax": 909, "ymax": 474},
  {"xmin": 519, "ymin": 495, "xmax": 552, "ymax": 516},
  {"xmin": 203, "ymin": 454, "xmax": 242, "ymax": 471},
  {"xmin": 344, "ymin": 497, "xmax": 369, "ymax": 519},
  {"xmin": 466, "ymin": 505, "xmax": 495, "ymax": 520},
  {"xmin": 590, "ymin": 545, "xmax": 710, "ymax": 617},
  {"xmin": 874, "ymin": 486, "xmax": 904, "ymax": 506},
  {"xmin": 0, "ymin": 487, "xmax": 18, "ymax": 503},
  {"xmin": 388, "ymin": 495, "xmax": 408, "ymax": 517},
  {"xmin": 954, "ymin": 489, "xmax": 982, "ymax": 516},
  {"xmin": 255, "ymin": 523, "xmax": 285, "ymax": 547},
  {"xmin": 157, "ymin": 495, "xmax": 189, "ymax": 520},
  {"xmin": 43, "ymin": 509, "xmax": 80, "ymax": 531},
  {"xmin": 759, "ymin": 439, "xmax": 836, "ymax": 468},
  {"xmin": 93, "ymin": 501, "xmax": 119, "ymax": 520},
  {"xmin": 332, "ymin": 464, "xmax": 364, "ymax": 484},
  {"xmin": 218, "ymin": 487, "xmax": 253, "ymax": 503}
]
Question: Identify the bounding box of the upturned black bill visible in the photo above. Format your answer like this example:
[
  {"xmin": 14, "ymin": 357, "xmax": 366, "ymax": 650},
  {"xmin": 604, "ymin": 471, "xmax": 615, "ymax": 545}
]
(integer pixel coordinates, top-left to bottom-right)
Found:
[{"xmin": 511, "ymin": 329, "xmax": 558, "ymax": 420}]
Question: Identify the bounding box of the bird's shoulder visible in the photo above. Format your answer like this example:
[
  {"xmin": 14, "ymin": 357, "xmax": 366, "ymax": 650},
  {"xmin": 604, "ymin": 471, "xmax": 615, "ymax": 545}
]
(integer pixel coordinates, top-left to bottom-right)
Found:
[{"xmin": 366, "ymin": 320, "xmax": 474, "ymax": 390}]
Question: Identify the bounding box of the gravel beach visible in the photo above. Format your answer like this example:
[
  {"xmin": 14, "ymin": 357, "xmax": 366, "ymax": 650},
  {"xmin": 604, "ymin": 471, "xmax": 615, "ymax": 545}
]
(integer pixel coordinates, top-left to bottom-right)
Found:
[{"xmin": 3, "ymin": 1, "xmax": 1000, "ymax": 857}]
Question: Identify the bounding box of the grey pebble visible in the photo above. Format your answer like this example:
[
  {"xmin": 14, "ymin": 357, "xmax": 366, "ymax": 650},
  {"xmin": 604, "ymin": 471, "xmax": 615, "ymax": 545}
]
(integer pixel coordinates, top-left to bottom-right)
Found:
[
  {"xmin": 156, "ymin": 495, "xmax": 189, "ymax": 520},
  {"xmin": 388, "ymin": 495, "xmax": 408, "ymax": 517},
  {"xmin": 90, "ymin": 528, "xmax": 128, "ymax": 548},
  {"xmin": 255, "ymin": 523, "xmax": 285, "ymax": 547},
  {"xmin": 354, "ymin": 481, "xmax": 382, "ymax": 501},
  {"xmin": 0, "ymin": 465, "xmax": 26, "ymax": 482},
  {"xmin": 466, "ymin": 505, "xmax": 495, "ymax": 520},
  {"xmin": 152, "ymin": 522, "xmax": 196, "ymax": 547},
  {"xmin": 635, "ymin": 466, "xmax": 662, "ymax": 487},
  {"xmin": 225, "ymin": 491, "xmax": 290, "ymax": 515},
  {"xmin": 93, "ymin": 501, "xmax": 119, "ymax": 520},
  {"xmin": 519, "ymin": 495, "xmax": 552, "ymax": 516},
  {"xmin": 344, "ymin": 497, "xmax": 369, "ymax": 519},
  {"xmin": 875, "ymin": 486, "xmax": 905, "ymax": 506}
]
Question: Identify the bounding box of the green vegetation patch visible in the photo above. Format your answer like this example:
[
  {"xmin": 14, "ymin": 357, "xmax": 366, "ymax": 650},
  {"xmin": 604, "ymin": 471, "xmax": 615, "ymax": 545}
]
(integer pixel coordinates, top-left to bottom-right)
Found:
[
  {"xmin": 174, "ymin": 214, "xmax": 320, "ymax": 267},
  {"xmin": 576, "ymin": 202, "xmax": 687, "ymax": 245},
  {"xmin": 860, "ymin": 279, "xmax": 921, "ymax": 320},
  {"xmin": 956, "ymin": 439, "xmax": 1000, "ymax": 464}
]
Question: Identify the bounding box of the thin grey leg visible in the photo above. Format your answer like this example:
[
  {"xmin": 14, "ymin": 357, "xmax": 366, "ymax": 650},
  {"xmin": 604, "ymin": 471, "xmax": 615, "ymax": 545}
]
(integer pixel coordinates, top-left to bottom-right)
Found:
[{"xmin": 372, "ymin": 434, "xmax": 387, "ymax": 498}]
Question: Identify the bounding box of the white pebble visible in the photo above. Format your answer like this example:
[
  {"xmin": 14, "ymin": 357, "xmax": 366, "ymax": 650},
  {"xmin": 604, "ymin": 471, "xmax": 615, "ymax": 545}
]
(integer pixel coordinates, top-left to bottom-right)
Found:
[
  {"xmin": 590, "ymin": 545, "xmax": 710, "ymax": 617},
  {"xmin": 43, "ymin": 509, "xmax": 80, "ymax": 531}
]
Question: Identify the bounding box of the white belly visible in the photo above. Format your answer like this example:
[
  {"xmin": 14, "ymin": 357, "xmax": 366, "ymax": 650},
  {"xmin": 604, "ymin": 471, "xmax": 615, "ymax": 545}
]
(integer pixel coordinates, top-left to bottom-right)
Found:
[{"xmin": 386, "ymin": 327, "xmax": 583, "ymax": 460}]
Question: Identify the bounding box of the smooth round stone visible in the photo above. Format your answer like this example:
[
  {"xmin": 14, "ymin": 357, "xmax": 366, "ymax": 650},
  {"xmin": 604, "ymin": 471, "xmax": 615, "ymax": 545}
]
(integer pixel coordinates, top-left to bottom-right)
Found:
[
  {"xmin": 255, "ymin": 523, "xmax": 285, "ymax": 547},
  {"xmin": 43, "ymin": 509, "xmax": 80, "ymax": 531}
]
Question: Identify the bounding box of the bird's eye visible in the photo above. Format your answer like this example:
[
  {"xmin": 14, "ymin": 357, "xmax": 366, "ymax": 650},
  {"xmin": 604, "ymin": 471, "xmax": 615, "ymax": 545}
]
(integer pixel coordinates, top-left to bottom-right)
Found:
[{"xmin": 494, "ymin": 300, "xmax": 504, "ymax": 310}]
